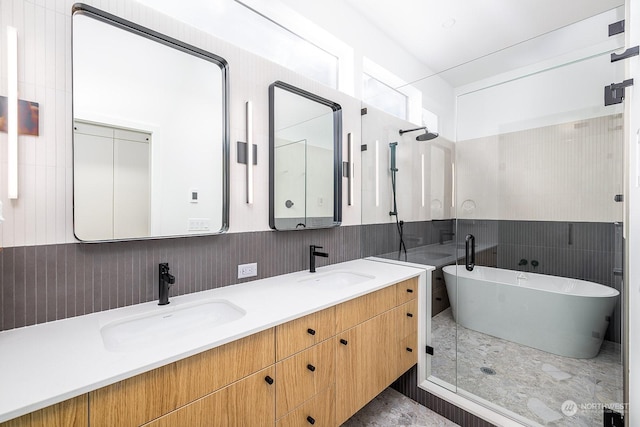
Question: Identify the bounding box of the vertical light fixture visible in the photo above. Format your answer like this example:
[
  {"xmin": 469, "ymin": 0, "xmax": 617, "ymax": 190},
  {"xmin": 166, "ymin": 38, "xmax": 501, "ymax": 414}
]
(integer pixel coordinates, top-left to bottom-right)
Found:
[
  {"xmin": 421, "ymin": 154, "xmax": 425, "ymax": 207},
  {"xmin": 7, "ymin": 26, "xmax": 18, "ymax": 199},
  {"xmin": 245, "ymin": 101, "xmax": 253, "ymax": 204},
  {"xmin": 347, "ymin": 132, "xmax": 353, "ymax": 206},
  {"xmin": 451, "ymin": 163, "xmax": 456, "ymax": 209},
  {"xmin": 375, "ymin": 140, "xmax": 379, "ymax": 207}
]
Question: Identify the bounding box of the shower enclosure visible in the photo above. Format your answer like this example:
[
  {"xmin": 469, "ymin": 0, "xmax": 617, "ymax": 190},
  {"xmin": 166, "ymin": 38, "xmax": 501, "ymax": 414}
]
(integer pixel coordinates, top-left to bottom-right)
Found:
[{"xmin": 361, "ymin": 6, "xmax": 627, "ymax": 426}]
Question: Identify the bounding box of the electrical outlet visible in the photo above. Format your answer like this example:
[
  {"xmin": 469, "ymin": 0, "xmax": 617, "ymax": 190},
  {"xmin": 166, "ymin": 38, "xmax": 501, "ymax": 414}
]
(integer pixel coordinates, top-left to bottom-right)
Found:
[
  {"xmin": 188, "ymin": 218, "xmax": 210, "ymax": 231},
  {"xmin": 238, "ymin": 262, "xmax": 257, "ymax": 279}
]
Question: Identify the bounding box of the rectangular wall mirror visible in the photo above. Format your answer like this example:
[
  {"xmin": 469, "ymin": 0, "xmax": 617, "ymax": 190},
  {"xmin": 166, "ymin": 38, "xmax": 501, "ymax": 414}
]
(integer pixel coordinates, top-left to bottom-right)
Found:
[
  {"xmin": 72, "ymin": 4, "xmax": 229, "ymax": 242},
  {"xmin": 269, "ymin": 81, "xmax": 342, "ymax": 230}
]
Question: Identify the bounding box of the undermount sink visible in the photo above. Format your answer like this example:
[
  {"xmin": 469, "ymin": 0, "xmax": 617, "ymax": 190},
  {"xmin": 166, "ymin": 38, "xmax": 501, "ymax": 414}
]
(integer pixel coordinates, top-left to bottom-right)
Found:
[
  {"xmin": 101, "ymin": 299, "xmax": 246, "ymax": 352},
  {"xmin": 298, "ymin": 270, "xmax": 375, "ymax": 290}
]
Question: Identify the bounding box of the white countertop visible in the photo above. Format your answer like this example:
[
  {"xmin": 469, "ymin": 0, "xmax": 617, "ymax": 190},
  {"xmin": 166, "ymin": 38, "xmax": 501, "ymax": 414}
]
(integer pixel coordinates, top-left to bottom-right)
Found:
[{"xmin": 0, "ymin": 258, "xmax": 426, "ymax": 423}]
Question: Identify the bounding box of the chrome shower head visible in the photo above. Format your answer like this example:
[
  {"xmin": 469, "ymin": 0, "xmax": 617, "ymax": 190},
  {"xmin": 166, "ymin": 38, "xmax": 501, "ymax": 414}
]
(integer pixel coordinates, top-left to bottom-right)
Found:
[{"xmin": 399, "ymin": 126, "xmax": 438, "ymax": 141}]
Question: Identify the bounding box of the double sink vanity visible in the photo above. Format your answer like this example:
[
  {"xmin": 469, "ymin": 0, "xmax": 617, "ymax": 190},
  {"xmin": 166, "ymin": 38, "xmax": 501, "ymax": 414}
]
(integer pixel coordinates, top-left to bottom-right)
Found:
[{"xmin": 0, "ymin": 259, "xmax": 429, "ymax": 426}]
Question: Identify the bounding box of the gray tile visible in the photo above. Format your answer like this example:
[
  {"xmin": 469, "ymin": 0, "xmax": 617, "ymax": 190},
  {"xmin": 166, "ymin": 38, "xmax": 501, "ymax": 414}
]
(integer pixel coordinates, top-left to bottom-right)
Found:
[{"xmin": 2, "ymin": 248, "xmax": 15, "ymax": 330}]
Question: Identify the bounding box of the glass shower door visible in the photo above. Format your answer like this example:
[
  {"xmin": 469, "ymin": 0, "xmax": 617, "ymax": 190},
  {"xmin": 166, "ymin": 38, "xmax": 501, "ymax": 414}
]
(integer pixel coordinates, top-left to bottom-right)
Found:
[{"xmin": 452, "ymin": 39, "xmax": 626, "ymax": 426}]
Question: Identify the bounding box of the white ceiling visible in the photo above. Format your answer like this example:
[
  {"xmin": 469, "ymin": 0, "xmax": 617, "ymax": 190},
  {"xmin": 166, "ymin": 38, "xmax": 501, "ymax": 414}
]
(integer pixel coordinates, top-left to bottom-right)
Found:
[{"xmin": 343, "ymin": 0, "xmax": 623, "ymax": 76}]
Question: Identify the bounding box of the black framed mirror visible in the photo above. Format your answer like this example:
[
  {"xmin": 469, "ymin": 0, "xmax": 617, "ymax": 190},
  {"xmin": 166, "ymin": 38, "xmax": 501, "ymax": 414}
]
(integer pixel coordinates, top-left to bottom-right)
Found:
[
  {"xmin": 269, "ymin": 81, "xmax": 342, "ymax": 230},
  {"xmin": 72, "ymin": 4, "xmax": 229, "ymax": 242}
]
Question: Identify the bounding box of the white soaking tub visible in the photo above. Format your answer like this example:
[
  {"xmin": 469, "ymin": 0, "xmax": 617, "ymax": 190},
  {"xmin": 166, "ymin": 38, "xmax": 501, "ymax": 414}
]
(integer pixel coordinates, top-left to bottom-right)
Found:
[{"xmin": 442, "ymin": 265, "xmax": 619, "ymax": 358}]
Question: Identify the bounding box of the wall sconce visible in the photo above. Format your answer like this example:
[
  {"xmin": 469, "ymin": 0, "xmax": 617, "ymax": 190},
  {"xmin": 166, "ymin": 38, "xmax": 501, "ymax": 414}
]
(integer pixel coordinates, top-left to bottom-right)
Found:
[
  {"xmin": 246, "ymin": 101, "xmax": 253, "ymax": 204},
  {"xmin": 7, "ymin": 26, "xmax": 18, "ymax": 199},
  {"xmin": 236, "ymin": 101, "xmax": 256, "ymax": 204}
]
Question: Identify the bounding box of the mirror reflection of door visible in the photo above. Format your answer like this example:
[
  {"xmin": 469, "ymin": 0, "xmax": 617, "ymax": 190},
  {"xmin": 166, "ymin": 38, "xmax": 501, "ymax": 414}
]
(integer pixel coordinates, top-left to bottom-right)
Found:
[
  {"xmin": 270, "ymin": 82, "xmax": 341, "ymax": 230},
  {"xmin": 275, "ymin": 139, "xmax": 307, "ymax": 227},
  {"xmin": 74, "ymin": 121, "xmax": 150, "ymax": 240}
]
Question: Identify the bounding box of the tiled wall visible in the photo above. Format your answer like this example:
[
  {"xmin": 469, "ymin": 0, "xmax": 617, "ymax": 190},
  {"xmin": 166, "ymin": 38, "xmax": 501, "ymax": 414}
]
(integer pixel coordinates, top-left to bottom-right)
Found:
[
  {"xmin": 361, "ymin": 219, "xmax": 454, "ymax": 258},
  {"xmin": 0, "ymin": 225, "xmax": 360, "ymax": 331},
  {"xmin": 455, "ymin": 114, "xmax": 624, "ymax": 223},
  {"xmin": 458, "ymin": 219, "xmax": 623, "ymax": 343}
]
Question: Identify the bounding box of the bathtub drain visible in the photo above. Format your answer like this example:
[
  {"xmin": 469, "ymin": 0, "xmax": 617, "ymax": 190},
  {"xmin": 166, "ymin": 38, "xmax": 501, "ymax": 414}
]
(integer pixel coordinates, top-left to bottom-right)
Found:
[{"xmin": 480, "ymin": 367, "xmax": 496, "ymax": 375}]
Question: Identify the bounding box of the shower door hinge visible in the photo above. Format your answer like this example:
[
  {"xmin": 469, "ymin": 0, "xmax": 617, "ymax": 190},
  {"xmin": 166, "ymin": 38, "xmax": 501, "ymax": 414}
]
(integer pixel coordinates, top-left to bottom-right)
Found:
[
  {"xmin": 603, "ymin": 408, "xmax": 624, "ymax": 427},
  {"xmin": 426, "ymin": 346, "xmax": 434, "ymax": 355},
  {"xmin": 605, "ymin": 79, "xmax": 634, "ymax": 106},
  {"xmin": 609, "ymin": 20, "xmax": 625, "ymax": 37},
  {"xmin": 611, "ymin": 46, "xmax": 639, "ymax": 63}
]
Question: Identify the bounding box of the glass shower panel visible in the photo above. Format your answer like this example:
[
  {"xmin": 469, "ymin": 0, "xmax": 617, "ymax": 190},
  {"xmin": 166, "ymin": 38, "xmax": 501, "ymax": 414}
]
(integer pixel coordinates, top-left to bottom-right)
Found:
[{"xmin": 453, "ymin": 50, "xmax": 625, "ymax": 426}]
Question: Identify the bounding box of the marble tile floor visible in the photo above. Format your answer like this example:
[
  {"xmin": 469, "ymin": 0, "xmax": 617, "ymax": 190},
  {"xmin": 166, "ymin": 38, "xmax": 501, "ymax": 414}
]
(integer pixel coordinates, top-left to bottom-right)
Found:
[
  {"xmin": 341, "ymin": 388, "xmax": 460, "ymax": 427},
  {"xmin": 430, "ymin": 308, "xmax": 623, "ymax": 426}
]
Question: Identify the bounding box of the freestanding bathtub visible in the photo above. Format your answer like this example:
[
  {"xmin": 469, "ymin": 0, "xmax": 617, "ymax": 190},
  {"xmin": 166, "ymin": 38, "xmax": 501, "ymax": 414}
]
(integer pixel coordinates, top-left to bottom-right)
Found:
[{"xmin": 442, "ymin": 265, "xmax": 619, "ymax": 358}]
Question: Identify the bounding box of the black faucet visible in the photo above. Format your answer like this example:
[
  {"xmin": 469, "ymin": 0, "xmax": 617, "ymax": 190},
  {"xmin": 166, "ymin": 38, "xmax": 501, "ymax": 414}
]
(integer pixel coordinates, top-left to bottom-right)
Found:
[
  {"xmin": 309, "ymin": 245, "xmax": 329, "ymax": 273},
  {"xmin": 439, "ymin": 230, "xmax": 455, "ymax": 244},
  {"xmin": 158, "ymin": 262, "xmax": 175, "ymax": 305}
]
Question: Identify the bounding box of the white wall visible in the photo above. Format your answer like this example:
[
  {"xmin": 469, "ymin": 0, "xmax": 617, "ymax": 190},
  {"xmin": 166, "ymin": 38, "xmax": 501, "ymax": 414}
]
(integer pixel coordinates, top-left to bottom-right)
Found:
[
  {"xmin": 0, "ymin": 0, "xmax": 362, "ymax": 247},
  {"xmin": 361, "ymin": 105, "xmax": 454, "ymax": 225}
]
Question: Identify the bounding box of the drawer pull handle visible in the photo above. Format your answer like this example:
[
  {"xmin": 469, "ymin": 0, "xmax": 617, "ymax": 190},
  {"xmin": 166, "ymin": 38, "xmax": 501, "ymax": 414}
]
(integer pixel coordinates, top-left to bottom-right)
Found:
[
  {"xmin": 264, "ymin": 376, "xmax": 274, "ymax": 385},
  {"xmin": 436, "ymin": 297, "xmax": 442, "ymax": 301},
  {"xmin": 340, "ymin": 339, "xmax": 348, "ymax": 345},
  {"xmin": 406, "ymin": 313, "xmax": 413, "ymax": 317},
  {"xmin": 307, "ymin": 416, "xmax": 316, "ymax": 425},
  {"xmin": 307, "ymin": 364, "xmax": 316, "ymax": 372},
  {"xmin": 406, "ymin": 289, "xmax": 414, "ymax": 293},
  {"xmin": 307, "ymin": 328, "xmax": 316, "ymax": 336},
  {"xmin": 406, "ymin": 347, "xmax": 413, "ymax": 352}
]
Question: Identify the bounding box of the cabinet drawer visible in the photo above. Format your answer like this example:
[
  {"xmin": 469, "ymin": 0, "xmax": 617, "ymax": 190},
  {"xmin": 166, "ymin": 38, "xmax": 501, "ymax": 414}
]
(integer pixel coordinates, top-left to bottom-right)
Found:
[
  {"xmin": 276, "ymin": 307, "xmax": 335, "ymax": 360},
  {"xmin": 142, "ymin": 366, "xmax": 276, "ymax": 427},
  {"xmin": 0, "ymin": 395, "xmax": 88, "ymax": 427},
  {"xmin": 432, "ymin": 285, "xmax": 450, "ymax": 316},
  {"xmin": 276, "ymin": 338, "xmax": 335, "ymax": 419},
  {"xmin": 276, "ymin": 384, "xmax": 334, "ymax": 427},
  {"xmin": 398, "ymin": 333, "xmax": 418, "ymax": 375},
  {"xmin": 336, "ymin": 285, "xmax": 395, "ymax": 332},
  {"xmin": 432, "ymin": 268, "xmax": 446, "ymax": 291},
  {"xmin": 396, "ymin": 277, "xmax": 418, "ymax": 304},
  {"xmin": 397, "ymin": 299, "xmax": 418, "ymax": 338},
  {"xmin": 90, "ymin": 328, "xmax": 275, "ymax": 427}
]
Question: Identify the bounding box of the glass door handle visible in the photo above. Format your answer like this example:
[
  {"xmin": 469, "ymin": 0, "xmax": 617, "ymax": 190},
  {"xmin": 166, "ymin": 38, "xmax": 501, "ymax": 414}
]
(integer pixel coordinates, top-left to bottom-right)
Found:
[{"xmin": 465, "ymin": 234, "xmax": 475, "ymax": 271}]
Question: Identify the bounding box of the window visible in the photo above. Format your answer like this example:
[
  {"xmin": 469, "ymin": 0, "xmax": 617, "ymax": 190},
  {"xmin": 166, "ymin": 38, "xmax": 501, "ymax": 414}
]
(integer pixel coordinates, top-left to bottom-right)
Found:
[
  {"xmin": 363, "ymin": 73, "xmax": 408, "ymax": 119},
  {"xmin": 362, "ymin": 58, "xmax": 423, "ymax": 124},
  {"xmin": 136, "ymin": 0, "xmax": 344, "ymax": 89}
]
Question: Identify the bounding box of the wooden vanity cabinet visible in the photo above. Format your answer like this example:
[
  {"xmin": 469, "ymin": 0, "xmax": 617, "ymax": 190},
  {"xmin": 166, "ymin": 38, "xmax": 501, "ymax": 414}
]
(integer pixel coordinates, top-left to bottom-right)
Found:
[
  {"xmin": 275, "ymin": 306, "xmax": 335, "ymax": 360},
  {"xmin": 142, "ymin": 366, "xmax": 275, "ymax": 427},
  {"xmin": 335, "ymin": 278, "xmax": 419, "ymax": 425},
  {"xmin": 2, "ymin": 275, "xmax": 421, "ymax": 427},
  {"xmin": 89, "ymin": 328, "xmax": 274, "ymax": 427},
  {"xmin": 0, "ymin": 395, "xmax": 88, "ymax": 427},
  {"xmin": 275, "ymin": 307, "xmax": 336, "ymax": 425},
  {"xmin": 276, "ymin": 384, "xmax": 335, "ymax": 427}
]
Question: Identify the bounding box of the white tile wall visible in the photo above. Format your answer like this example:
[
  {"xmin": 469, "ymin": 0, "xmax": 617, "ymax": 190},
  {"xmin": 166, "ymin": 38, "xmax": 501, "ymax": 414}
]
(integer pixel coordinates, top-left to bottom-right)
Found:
[
  {"xmin": 455, "ymin": 114, "xmax": 624, "ymax": 222},
  {"xmin": 0, "ymin": 0, "xmax": 362, "ymax": 248}
]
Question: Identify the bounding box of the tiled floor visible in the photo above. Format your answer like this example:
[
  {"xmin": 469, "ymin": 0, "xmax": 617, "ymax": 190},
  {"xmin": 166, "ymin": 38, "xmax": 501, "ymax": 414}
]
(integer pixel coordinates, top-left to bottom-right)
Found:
[
  {"xmin": 341, "ymin": 388, "xmax": 460, "ymax": 427},
  {"xmin": 431, "ymin": 308, "xmax": 623, "ymax": 426}
]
